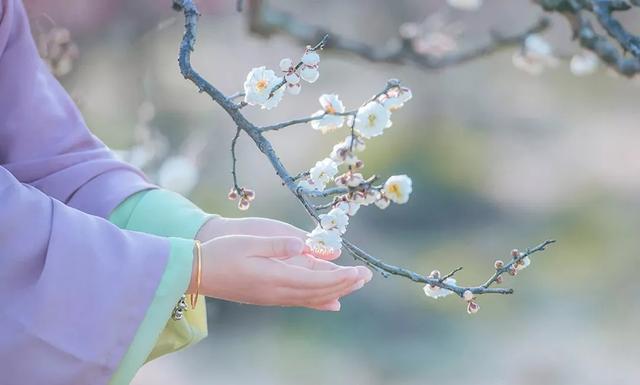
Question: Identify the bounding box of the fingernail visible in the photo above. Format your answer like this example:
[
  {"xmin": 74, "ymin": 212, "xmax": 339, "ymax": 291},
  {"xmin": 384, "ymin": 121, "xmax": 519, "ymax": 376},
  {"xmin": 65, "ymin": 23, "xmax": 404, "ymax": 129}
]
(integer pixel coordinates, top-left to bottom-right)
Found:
[{"xmin": 329, "ymin": 301, "xmax": 341, "ymax": 311}]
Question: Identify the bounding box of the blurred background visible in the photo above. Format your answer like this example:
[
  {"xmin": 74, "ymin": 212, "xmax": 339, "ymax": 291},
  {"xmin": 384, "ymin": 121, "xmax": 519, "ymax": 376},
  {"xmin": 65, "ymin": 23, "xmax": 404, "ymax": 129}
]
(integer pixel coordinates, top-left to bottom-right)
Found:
[{"xmin": 25, "ymin": 0, "xmax": 640, "ymax": 384}]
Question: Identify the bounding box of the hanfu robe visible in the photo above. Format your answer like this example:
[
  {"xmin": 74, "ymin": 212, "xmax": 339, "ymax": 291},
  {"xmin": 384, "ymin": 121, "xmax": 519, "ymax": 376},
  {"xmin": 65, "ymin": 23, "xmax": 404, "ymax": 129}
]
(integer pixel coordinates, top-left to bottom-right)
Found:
[{"xmin": 0, "ymin": 0, "xmax": 211, "ymax": 384}]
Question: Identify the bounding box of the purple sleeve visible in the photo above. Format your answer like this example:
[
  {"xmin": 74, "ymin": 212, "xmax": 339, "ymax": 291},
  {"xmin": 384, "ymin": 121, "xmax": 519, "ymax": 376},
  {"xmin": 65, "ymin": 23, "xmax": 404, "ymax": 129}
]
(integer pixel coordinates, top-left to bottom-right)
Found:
[
  {"xmin": 0, "ymin": 166, "xmax": 171, "ymax": 385},
  {"xmin": 0, "ymin": 0, "xmax": 154, "ymax": 218}
]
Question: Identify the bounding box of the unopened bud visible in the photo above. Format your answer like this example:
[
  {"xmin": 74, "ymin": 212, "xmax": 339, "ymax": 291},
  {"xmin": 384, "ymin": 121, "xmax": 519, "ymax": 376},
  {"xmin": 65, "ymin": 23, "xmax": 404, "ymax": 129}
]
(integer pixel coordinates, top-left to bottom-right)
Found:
[
  {"xmin": 243, "ymin": 189, "xmax": 256, "ymax": 201},
  {"xmin": 508, "ymin": 267, "xmax": 517, "ymax": 276},
  {"xmin": 227, "ymin": 188, "xmax": 239, "ymax": 200},
  {"xmin": 463, "ymin": 290, "xmax": 473, "ymax": 301},
  {"xmin": 467, "ymin": 301, "xmax": 480, "ymax": 314},
  {"xmin": 511, "ymin": 249, "xmax": 520, "ymax": 258},
  {"xmin": 238, "ymin": 198, "xmax": 250, "ymax": 211},
  {"xmin": 429, "ymin": 270, "xmax": 441, "ymax": 279},
  {"xmin": 495, "ymin": 275, "xmax": 503, "ymax": 284},
  {"xmin": 494, "ymin": 260, "xmax": 504, "ymax": 269}
]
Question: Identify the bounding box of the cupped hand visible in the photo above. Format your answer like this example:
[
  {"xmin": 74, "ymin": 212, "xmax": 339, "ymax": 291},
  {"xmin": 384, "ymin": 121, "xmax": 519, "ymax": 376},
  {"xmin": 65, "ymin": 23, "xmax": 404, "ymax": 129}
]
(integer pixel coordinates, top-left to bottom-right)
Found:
[
  {"xmin": 197, "ymin": 216, "xmax": 341, "ymax": 260},
  {"xmin": 190, "ymin": 235, "xmax": 371, "ymax": 311}
]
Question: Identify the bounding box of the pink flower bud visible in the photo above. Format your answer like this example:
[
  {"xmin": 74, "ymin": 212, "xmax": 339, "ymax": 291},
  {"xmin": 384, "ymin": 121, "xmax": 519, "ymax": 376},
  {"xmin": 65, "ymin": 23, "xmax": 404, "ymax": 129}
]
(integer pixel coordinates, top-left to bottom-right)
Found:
[
  {"xmin": 495, "ymin": 275, "xmax": 503, "ymax": 284},
  {"xmin": 494, "ymin": 260, "xmax": 504, "ymax": 269},
  {"xmin": 243, "ymin": 189, "xmax": 256, "ymax": 201},
  {"xmin": 287, "ymin": 83, "xmax": 302, "ymax": 95},
  {"xmin": 238, "ymin": 198, "xmax": 250, "ymax": 211},
  {"xmin": 429, "ymin": 270, "xmax": 441, "ymax": 279},
  {"xmin": 467, "ymin": 301, "xmax": 480, "ymax": 314},
  {"xmin": 511, "ymin": 249, "xmax": 520, "ymax": 258},
  {"xmin": 463, "ymin": 290, "xmax": 473, "ymax": 301},
  {"xmin": 227, "ymin": 188, "xmax": 239, "ymax": 200}
]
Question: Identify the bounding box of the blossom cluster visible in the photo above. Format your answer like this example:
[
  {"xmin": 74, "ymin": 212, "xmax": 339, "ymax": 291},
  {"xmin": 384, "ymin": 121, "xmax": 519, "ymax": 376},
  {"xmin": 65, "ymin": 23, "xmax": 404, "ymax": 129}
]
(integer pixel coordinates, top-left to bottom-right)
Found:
[
  {"xmin": 422, "ymin": 248, "xmax": 534, "ymax": 314},
  {"xmin": 297, "ymin": 86, "xmax": 413, "ymax": 255},
  {"xmin": 243, "ymin": 48, "xmax": 321, "ymax": 109},
  {"xmin": 513, "ymin": 34, "xmax": 599, "ymax": 77}
]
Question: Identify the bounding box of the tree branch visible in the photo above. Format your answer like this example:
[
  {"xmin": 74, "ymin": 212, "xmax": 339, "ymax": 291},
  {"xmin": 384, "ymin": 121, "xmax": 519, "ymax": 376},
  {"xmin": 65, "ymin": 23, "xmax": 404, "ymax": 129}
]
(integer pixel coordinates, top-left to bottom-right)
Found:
[
  {"xmin": 245, "ymin": 0, "xmax": 550, "ymax": 70},
  {"xmin": 172, "ymin": 0, "xmax": 555, "ymax": 302},
  {"xmin": 535, "ymin": 0, "xmax": 640, "ymax": 77}
]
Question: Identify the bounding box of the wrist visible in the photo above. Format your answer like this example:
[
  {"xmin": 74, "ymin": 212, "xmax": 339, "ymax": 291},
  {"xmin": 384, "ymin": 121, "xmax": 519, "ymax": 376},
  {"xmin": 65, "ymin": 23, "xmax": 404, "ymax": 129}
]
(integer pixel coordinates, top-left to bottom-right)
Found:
[
  {"xmin": 195, "ymin": 215, "xmax": 227, "ymax": 242},
  {"xmin": 186, "ymin": 240, "xmax": 202, "ymax": 295}
]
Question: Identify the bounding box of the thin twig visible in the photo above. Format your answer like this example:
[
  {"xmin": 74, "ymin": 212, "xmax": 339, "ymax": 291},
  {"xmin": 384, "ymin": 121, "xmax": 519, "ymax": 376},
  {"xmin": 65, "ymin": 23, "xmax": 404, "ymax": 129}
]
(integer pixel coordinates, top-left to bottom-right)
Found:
[{"xmin": 231, "ymin": 127, "xmax": 242, "ymax": 191}]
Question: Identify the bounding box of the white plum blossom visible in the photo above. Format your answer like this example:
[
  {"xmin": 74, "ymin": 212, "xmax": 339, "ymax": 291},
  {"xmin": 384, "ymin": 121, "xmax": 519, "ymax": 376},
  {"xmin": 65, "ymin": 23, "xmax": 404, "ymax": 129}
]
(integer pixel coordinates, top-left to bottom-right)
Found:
[
  {"xmin": 243, "ymin": 66, "xmax": 285, "ymax": 109},
  {"xmin": 375, "ymin": 195, "xmax": 391, "ymax": 209},
  {"xmin": 383, "ymin": 175, "xmax": 413, "ymax": 204},
  {"xmin": 354, "ymin": 101, "xmax": 391, "ymax": 139},
  {"xmin": 287, "ymin": 83, "xmax": 302, "ymax": 95},
  {"xmin": 514, "ymin": 256, "xmax": 531, "ymax": 271},
  {"xmin": 336, "ymin": 200, "xmax": 360, "ymax": 216},
  {"xmin": 297, "ymin": 178, "xmax": 322, "ymax": 192},
  {"xmin": 330, "ymin": 143, "xmax": 359, "ymax": 166},
  {"xmin": 300, "ymin": 66, "xmax": 319, "ymax": 83},
  {"xmin": 343, "ymin": 135, "xmax": 366, "ymax": 152},
  {"xmin": 352, "ymin": 190, "xmax": 378, "ymax": 206},
  {"xmin": 306, "ymin": 226, "xmax": 342, "ymax": 253},
  {"xmin": 301, "ymin": 51, "xmax": 320, "ymax": 66},
  {"xmin": 310, "ymin": 94, "xmax": 346, "ymax": 133},
  {"xmin": 279, "ymin": 58, "xmax": 293, "ymax": 71},
  {"xmin": 447, "ymin": 0, "xmax": 482, "ymax": 11},
  {"xmin": 570, "ymin": 51, "xmax": 599, "ymax": 76},
  {"xmin": 285, "ymin": 72, "xmax": 300, "ymax": 84},
  {"xmin": 512, "ymin": 34, "xmax": 558, "ymax": 75},
  {"xmin": 380, "ymin": 87, "xmax": 413, "ymax": 112},
  {"xmin": 346, "ymin": 173, "xmax": 365, "ymax": 187},
  {"xmin": 330, "ymin": 136, "xmax": 366, "ymax": 166},
  {"xmin": 157, "ymin": 155, "xmax": 199, "ymax": 195},
  {"xmin": 309, "ymin": 158, "xmax": 338, "ymax": 188},
  {"xmin": 319, "ymin": 207, "xmax": 349, "ymax": 234},
  {"xmin": 423, "ymin": 278, "xmax": 456, "ymax": 299}
]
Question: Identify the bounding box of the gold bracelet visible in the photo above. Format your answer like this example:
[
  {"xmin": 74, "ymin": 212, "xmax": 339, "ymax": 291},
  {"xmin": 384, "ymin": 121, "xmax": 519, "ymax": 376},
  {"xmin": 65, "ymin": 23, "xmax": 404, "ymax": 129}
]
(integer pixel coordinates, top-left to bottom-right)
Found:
[{"xmin": 189, "ymin": 240, "xmax": 202, "ymax": 309}]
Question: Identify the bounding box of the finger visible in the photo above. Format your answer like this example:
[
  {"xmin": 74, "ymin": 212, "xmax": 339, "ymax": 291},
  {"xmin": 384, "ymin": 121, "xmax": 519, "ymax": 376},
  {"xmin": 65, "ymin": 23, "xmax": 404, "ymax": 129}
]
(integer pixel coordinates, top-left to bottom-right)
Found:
[
  {"xmin": 217, "ymin": 217, "xmax": 342, "ymax": 261},
  {"xmin": 223, "ymin": 217, "xmax": 307, "ymax": 240},
  {"xmin": 273, "ymin": 263, "xmax": 362, "ymax": 290},
  {"xmin": 305, "ymin": 279, "xmax": 366, "ymax": 306},
  {"xmin": 273, "ymin": 277, "xmax": 361, "ymax": 307},
  {"xmin": 214, "ymin": 235, "xmax": 304, "ymax": 258},
  {"xmin": 283, "ymin": 255, "xmax": 344, "ymax": 271},
  {"xmin": 307, "ymin": 300, "xmax": 341, "ymax": 311}
]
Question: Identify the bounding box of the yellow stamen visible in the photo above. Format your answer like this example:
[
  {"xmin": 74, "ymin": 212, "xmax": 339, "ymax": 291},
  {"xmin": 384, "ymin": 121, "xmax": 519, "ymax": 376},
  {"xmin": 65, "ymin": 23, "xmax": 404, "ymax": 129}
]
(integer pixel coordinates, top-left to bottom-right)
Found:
[
  {"xmin": 256, "ymin": 79, "xmax": 268, "ymax": 91},
  {"xmin": 388, "ymin": 183, "xmax": 400, "ymax": 196},
  {"xmin": 368, "ymin": 114, "xmax": 377, "ymax": 126}
]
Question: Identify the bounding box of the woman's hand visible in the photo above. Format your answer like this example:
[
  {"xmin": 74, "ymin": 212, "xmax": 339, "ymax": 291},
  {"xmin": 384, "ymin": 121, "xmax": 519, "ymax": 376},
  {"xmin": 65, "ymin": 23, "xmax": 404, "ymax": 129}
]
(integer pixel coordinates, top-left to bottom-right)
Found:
[
  {"xmin": 190, "ymin": 235, "xmax": 371, "ymax": 311},
  {"xmin": 197, "ymin": 216, "xmax": 341, "ymax": 260}
]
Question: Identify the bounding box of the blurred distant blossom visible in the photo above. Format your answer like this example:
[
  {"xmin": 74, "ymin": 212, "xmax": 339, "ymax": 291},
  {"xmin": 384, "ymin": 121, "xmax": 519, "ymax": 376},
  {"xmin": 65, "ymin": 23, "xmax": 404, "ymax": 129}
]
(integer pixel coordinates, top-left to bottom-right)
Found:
[
  {"xmin": 570, "ymin": 51, "xmax": 599, "ymax": 76},
  {"xmin": 512, "ymin": 34, "xmax": 558, "ymax": 75},
  {"xmin": 447, "ymin": 0, "xmax": 483, "ymax": 11},
  {"xmin": 157, "ymin": 155, "xmax": 199, "ymax": 195}
]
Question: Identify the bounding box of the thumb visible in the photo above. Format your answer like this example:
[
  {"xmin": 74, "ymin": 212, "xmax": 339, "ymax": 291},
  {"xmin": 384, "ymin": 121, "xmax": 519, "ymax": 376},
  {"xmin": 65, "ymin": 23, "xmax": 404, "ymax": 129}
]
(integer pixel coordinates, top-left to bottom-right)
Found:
[{"xmin": 219, "ymin": 235, "xmax": 304, "ymax": 258}]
